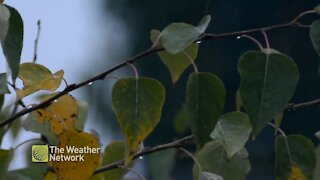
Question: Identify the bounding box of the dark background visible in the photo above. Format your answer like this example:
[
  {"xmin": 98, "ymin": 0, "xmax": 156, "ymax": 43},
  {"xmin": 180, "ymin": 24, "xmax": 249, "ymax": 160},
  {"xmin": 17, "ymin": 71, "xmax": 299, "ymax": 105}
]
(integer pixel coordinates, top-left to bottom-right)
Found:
[{"xmin": 85, "ymin": 0, "xmax": 320, "ymax": 179}]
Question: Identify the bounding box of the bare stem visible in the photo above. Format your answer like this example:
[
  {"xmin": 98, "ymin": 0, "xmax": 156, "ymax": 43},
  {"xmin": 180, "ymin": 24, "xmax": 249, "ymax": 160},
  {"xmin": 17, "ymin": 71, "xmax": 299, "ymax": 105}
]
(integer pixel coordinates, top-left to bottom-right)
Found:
[{"xmin": 33, "ymin": 20, "xmax": 41, "ymax": 63}]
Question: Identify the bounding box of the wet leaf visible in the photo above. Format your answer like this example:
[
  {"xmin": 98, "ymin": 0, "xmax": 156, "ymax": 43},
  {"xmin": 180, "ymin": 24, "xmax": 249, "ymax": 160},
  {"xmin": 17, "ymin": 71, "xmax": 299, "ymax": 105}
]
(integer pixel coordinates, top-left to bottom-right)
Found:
[
  {"xmin": 238, "ymin": 51, "xmax": 299, "ymax": 137},
  {"xmin": 102, "ymin": 141, "xmax": 129, "ymax": 180},
  {"xmin": 210, "ymin": 112, "xmax": 251, "ymax": 158},
  {"xmin": 0, "ymin": 149, "xmax": 13, "ymax": 178},
  {"xmin": 0, "ymin": 5, "xmax": 23, "ymax": 81},
  {"xmin": 0, "ymin": 73, "xmax": 9, "ymax": 94},
  {"xmin": 75, "ymin": 100, "xmax": 88, "ymax": 131},
  {"xmin": 186, "ymin": 72, "xmax": 225, "ymax": 149},
  {"xmin": 17, "ymin": 63, "xmax": 64, "ymax": 99},
  {"xmin": 200, "ymin": 172, "xmax": 223, "ymax": 180},
  {"xmin": 52, "ymin": 130, "xmax": 101, "ymax": 180},
  {"xmin": 34, "ymin": 93, "xmax": 78, "ymax": 135},
  {"xmin": 194, "ymin": 141, "xmax": 250, "ymax": 180},
  {"xmin": 151, "ymin": 29, "xmax": 198, "ymax": 83},
  {"xmin": 112, "ymin": 77, "xmax": 165, "ymax": 164},
  {"xmin": 275, "ymin": 135, "xmax": 316, "ymax": 180},
  {"xmin": 148, "ymin": 149, "xmax": 177, "ymax": 180},
  {"xmin": 161, "ymin": 15, "xmax": 211, "ymax": 54},
  {"xmin": 310, "ymin": 20, "xmax": 320, "ymax": 58},
  {"xmin": 173, "ymin": 104, "xmax": 189, "ymax": 134},
  {"xmin": 23, "ymin": 114, "xmax": 58, "ymax": 145}
]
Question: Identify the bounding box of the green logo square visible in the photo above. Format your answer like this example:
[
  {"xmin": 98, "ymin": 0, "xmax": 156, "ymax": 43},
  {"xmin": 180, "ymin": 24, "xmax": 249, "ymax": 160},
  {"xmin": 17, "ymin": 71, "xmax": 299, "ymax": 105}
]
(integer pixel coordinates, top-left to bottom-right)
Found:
[{"xmin": 32, "ymin": 145, "xmax": 48, "ymax": 162}]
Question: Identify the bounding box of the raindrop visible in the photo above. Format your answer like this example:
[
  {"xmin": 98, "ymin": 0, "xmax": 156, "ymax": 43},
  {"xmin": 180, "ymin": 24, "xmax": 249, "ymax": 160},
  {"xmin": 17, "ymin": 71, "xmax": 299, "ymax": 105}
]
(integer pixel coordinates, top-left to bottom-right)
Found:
[
  {"xmin": 236, "ymin": 36, "xmax": 241, "ymax": 39},
  {"xmin": 196, "ymin": 40, "xmax": 202, "ymax": 44},
  {"xmin": 53, "ymin": 100, "xmax": 58, "ymax": 103},
  {"xmin": 27, "ymin": 105, "xmax": 33, "ymax": 109},
  {"xmin": 139, "ymin": 156, "xmax": 143, "ymax": 160},
  {"xmin": 88, "ymin": 82, "xmax": 93, "ymax": 86}
]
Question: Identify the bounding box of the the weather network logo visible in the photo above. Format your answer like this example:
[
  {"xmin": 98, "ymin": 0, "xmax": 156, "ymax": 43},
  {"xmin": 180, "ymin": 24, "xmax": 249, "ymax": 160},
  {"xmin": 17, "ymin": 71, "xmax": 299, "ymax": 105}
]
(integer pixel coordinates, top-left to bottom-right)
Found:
[{"xmin": 32, "ymin": 145, "xmax": 49, "ymax": 162}]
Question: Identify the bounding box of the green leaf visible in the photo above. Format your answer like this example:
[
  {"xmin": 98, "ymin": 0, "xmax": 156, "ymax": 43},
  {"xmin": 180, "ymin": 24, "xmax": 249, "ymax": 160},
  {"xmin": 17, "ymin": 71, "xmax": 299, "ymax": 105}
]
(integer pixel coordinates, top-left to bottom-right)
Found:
[
  {"xmin": 314, "ymin": 146, "xmax": 320, "ymax": 180},
  {"xmin": 235, "ymin": 89, "xmax": 243, "ymax": 111},
  {"xmin": 173, "ymin": 104, "xmax": 189, "ymax": 134},
  {"xmin": 314, "ymin": 5, "xmax": 320, "ymax": 15},
  {"xmin": 0, "ymin": 5, "xmax": 23, "ymax": 81},
  {"xmin": 112, "ymin": 77, "xmax": 165, "ymax": 164},
  {"xmin": 310, "ymin": 20, "xmax": 320, "ymax": 58},
  {"xmin": 6, "ymin": 165, "xmax": 48, "ymax": 180},
  {"xmin": 0, "ymin": 73, "xmax": 9, "ymax": 94},
  {"xmin": 275, "ymin": 112, "xmax": 284, "ymax": 135},
  {"xmin": 161, "ymin": 15, "xmax": 211, "ymax": 54},
  {"xmin": 210, "ymin": 112, "xmax": 251, "ymax": 158},
  {"xmin": 102, "ymin": 141, "xmax": 129, "ymax": 180},
  {"xmin": 17, "ymin": 63, "xmax": 64, "ymax": 99},
  {"xmin": 23, "ymin": 114, "xmax": 58, "ymax": 145},
  {"xmin": 275, "ymin": 135, "xmax": 316, "ymax": 180},
  {"xmin": 186, "ymin": 72, "xmax": 225, "ymax": 150},
  {"xmin": 148, "ymin": 149, "xmax": 177, "ymax": 180},
  {"xmin": 0, "ymin": 149, "xmax": 13, "ymax": 179},
  {"xmin": 200, "ymin": 172, "xmax": 223, "ymax": 180},
  {"xmin": 194, "ymin": 141, "xmax": 251, "ymax": 180},
  {"xmin": 75, "ymin": 100, "xmax": 89, "ymax": 131},
  {"xmin": 238, "ymin": 51, "xmax": 299, "ymax": 137},
  {"xmin": 0, "ymin": 94, "xmax": 4, "ymax": 110},
  {"xmin": 151, "ymin": 29, "xmax": 198, "ymax": 83}
]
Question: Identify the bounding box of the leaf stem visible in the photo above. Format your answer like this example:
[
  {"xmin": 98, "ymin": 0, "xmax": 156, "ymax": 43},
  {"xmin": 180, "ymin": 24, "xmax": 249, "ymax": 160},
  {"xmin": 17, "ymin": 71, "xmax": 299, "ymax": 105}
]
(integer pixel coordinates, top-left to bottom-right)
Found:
[
  {"xmin": 238, "ymin": 35, "xmax": 264, "ymax": 51},
  {"xmin": 183, "ymin": 50, "xmax": 199, "ymax": 73},
  {"xmin": 179, "ymin": 148, "xmax": 202, "ymax": 179}
]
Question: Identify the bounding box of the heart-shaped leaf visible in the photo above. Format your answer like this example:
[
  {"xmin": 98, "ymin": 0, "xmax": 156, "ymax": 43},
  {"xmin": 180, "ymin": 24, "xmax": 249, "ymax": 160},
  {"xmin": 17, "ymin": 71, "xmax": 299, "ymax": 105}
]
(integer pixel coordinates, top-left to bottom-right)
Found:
[
  {"xmin": 238, "ymin": 51, "xmax": 299, "ymax": 137},
  {"xmin": 275, "ymin": 135, "xmax": 316, "ymax": 180},
  {"xmin": 210, "ymin": 112, "xmax": 251, "ymax": 158},
  {"xmin": 112, "ymin": 77, "xmax": 165, "ymax": 164},
  {"xmin": 151, "ymin": 29, "xmax": 198, "ymax": 83},
  {"xmin": 0, "ymin": 5, "xmax": 23, "ymax": 81},
  {"xmin": 194, "ymin": 141, "xmax": 251, "ymax": 180},
  {"xmin": 52, "ymin": 130, "xmax": 100, "ymax": 179},
  {"xmin": 101, "ymin": 141, "xmax": 130, "ymax": 180},
  {"xmin": 0, "ymin": 149, "xmax": 13, "ymax": 177},
  {"xmin": 310, "ymin": 20, "xmax": 320, "ymax": 58},
  {"xmin": 17, "ymin": 63, "xmax": 64, "ymax": 99},
  {"xmin": 186, "ymin": 72, "xmax": 225, "ymax": 150},
  {"xmin": 34, "ymin": 93, "xmax": 79, "ymax": 135},
  {"xmin": 161, "ymin": 15, "xmax": 211, "ymax": 54},
  {"xmin": 0, "ymin": 73, "xmax": 9, "ymax": 95}
]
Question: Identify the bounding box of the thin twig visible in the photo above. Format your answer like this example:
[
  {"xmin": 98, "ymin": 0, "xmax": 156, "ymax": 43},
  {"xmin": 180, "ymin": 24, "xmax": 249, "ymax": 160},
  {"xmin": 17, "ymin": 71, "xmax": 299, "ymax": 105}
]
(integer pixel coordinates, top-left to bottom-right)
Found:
[
  {"xmin": 285, "ymin": 99, "xmax": 320, "ymax": 111},
  {"xmin": 33, "ymin": 20, "xmax": 41, "ymax": 63},
  {"xmin": 0, "ymin": 46, "xmax": 162, "ymax": 128},
  {"xmin": 93, "ymin": 135, "xmax": 193, "ymax": 175}
]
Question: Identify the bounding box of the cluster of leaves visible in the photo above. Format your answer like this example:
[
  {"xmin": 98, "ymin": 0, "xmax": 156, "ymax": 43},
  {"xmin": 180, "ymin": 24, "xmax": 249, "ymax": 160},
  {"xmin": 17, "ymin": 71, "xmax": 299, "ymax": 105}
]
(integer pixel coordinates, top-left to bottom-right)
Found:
[{"xmin": 1, "ymin": 1, "xmax": 320, "ymax": 180}]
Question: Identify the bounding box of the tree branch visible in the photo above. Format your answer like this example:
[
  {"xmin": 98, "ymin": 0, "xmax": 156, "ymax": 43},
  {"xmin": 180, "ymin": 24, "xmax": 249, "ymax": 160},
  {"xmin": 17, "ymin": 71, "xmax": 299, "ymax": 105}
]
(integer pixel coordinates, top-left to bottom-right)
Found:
[
  {"xmin": 0, "ymin": 9, "xmax": 318, "ymax": 128},
  {"xmin": 285, "ymin": 99, "xmax": 320, "ymax": 111},
  {"xmin": 93, "ymin": 135, "xmax": 193, "ymax": 175}
]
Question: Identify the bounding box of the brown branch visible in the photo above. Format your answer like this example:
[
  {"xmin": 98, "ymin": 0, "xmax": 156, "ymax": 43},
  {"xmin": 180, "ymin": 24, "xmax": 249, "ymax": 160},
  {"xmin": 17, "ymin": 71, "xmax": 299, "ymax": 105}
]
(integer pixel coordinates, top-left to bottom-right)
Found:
[
  {"xmin": 0, "ymin": 46, "xmax": 163, "ymax": 128},
  {"xmin": 0, "ymin": 9, "xmax": 317, "ymax": 128},
  {"xmin": 93, "ymin": 135, "xmax": 193, "ymax": 175},
  {"xmin": 285, "ymin": 99, "xmax": 320, "ymax": 111},
  {"xmin": 200, "ymin": 10, "xmax": 316, "ymax": 41}
]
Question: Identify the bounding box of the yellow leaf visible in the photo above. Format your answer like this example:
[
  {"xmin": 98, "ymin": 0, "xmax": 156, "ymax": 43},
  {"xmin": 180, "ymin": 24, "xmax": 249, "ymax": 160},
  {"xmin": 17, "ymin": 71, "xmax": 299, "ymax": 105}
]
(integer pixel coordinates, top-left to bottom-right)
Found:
[
  {"xmin": 34, "ymin": 94, "xmax": 78, "ymax": 134},
  {"xmin": 44, "ymin": 171, "xmax": 57, "ymax": 180},
  {"xmin": 289, "ymin": 165, "xmax": 306, "ymax": 180},
  {"xmin": 52, "ymin": 130, "xmax": 101, "ymax": 180},
  {"xmin": 17, "ymin": 63, "xmax": 64, "ymax": 99}
]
